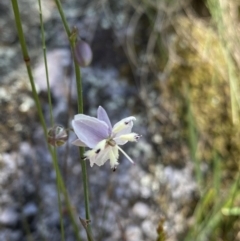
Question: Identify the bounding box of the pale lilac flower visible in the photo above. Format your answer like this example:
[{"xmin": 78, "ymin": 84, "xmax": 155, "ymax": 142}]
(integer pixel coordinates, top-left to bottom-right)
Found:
[
  {"xmin": 74, "ymin": 40, "xmax": 92, "ymax": 67},
  {"xmin": 72, "ymin": 106, "xmax": 141, "ymax": 170}
]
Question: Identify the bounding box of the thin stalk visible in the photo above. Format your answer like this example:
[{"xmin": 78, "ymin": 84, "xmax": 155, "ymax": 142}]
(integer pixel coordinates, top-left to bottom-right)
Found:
[
  {"xmin": 53, "ymin": 149, "xmax": 65, "ymax": 241},
  {"xmin": 213, "ymin": 151, "xmax": 221, "ymax": 194},
  {"xmin": 37, "ymin": 4, "xmax": 65, "ymax": 238},
  {"xmin": 184, "ymin": 83, "xmax": 202, "ymax": 186},
  {"xmin": 53, "ymin": 1, "xmax": 93, "ymax": 239},
  {"xmin": 11, "ymin": 0, "xmax": 47, "ymax": 138},
  {"xmin": 72, "ymin": 38, "xmax": 93, "ymax": 241},
  {"xmin": 51, "ymin": 148, "xmax": 82, "ymax": 241},
  {"xmin": 54, "ymin": 0, "xmax": 71, "ymax": 37},
  {"xmin": 37, "ymin": 3, "xmax": 65, "ymax": 238},
  {"xmin": 11, "ymin": 1, "xmax": 82, "ymax": 240},
  {"xmin": 38, "ymin": 0, "xmax": 54, "ymax": 126}
]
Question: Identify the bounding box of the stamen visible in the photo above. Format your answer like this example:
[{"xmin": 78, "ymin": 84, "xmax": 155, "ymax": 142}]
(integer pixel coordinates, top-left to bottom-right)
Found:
[
  {"xmin": 107, "ymin": 139, "xmax": 116, "ymax": 147},
  {"xmin": 117, "ymin": 146, "xmax": 135, "ymax": 164}
]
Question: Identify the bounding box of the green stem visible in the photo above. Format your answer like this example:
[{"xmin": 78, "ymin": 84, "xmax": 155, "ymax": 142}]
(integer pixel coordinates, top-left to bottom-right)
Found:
[
  {"xmin": 38, "ymin": 0, "xmax": 65, "ymax": 239},
  {"xmin": 184, "ymin": 83, "xmax": 202, "ymax": 186},
  {"xmin": 54, "ymin": 0, "xmax": 71, "ymax": 37},
  {"xmin": 71, "ymin": 24, "xmax": 93, "ymax": 241},
  {"xmin": 11, "ymin": 1, "xmax": 82, "ymax": 240},
  {"xmin": 51, "ymin": 148, "xmax": 82, "ymax": 240},
  {"xmin": 38, "ymin": 0, "xmax": 54, "ymax": 126},
  {"xmin": 53, "ymin": 149, "xmax": 65, "ymax": 241},
  {"xmin": 11, "ymin": 0, "xmax": 47, "ymax": 138},
  {"xmin": 53, "ymin": 0, "xmax": 93, "ymax": 239}
]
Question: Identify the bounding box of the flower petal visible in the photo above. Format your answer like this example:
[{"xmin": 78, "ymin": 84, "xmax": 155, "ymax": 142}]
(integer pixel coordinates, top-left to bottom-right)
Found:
[
  {"xmin": 88, "ymin": 146, "xmax": 111, "ymax": 167},
  {"xmin": 72, "ymin": 139, "xmax": 87, "ymax": 147},
  {"xmin": 109, "ymin": 146, "xmax": 119, "ymax": 169},
  {"xmin": 112, "ymin": 116, "xmax": 136, "ymax": 138},
  {"xmin": 72, "ymin": 114, "xmax": 109, "ymax": 148},
  {"xmin": 114, "ymin": 133, "xmax": 141, "ymax": 145},
  {"xmin": 97, "ymin": 106, "xmax": 112, "ymax": 133}
]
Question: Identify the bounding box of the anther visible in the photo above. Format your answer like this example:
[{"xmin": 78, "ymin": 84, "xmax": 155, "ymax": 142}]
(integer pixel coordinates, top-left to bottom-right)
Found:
[
  {"xmin": 107, "ymin": 139, "xmax": 116, "ymax": 147},
  {"xmin": 135, "ymin": 135, "xmax": 142, "ymax": 140},
  {"xmin": 95, "ymin": 149, "xmax": 101, "ymax": 154}
]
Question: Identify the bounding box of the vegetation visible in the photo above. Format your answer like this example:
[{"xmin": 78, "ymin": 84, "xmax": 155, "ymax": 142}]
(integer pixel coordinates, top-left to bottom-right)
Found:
[{"xmin": 8, "ymin": 0, "xmax": 240, "ymax": 240}]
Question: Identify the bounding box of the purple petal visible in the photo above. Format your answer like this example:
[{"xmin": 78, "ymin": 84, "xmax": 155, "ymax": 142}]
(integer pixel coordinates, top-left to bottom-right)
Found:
[
  {"xmin": 97, "ymin": 106, "xmax": 112, "ymax": 133},
  {"xmin": 72, "ymin": 139, "xmax": 87, "ymax": 147},
  {"xmin": 72, "ymin": 114, "xmax": 110, "ymax": 148}
]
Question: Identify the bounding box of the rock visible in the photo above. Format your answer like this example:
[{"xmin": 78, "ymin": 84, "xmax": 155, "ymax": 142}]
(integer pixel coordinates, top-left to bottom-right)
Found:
[
  {"xmin": 0, "ymin": 229, "xmax": 22, "ymax": 241},
  {"xmin": 23, "ymin": 203, "xmax": 38, "ymax": 218},
  {"xmin": 142, "ymin": 220, "xmax": 157, "ymax": 240},
  {"xmin": 125, "ymin": 226, "xmax": 143, "ymax": 241},
  {"xmin": 132, "ymin": 202, "xmax": 150, "ymax": 219},
  {"xmin": 0, "ymin": 208, "xmax": 19, "ymax": 227}
]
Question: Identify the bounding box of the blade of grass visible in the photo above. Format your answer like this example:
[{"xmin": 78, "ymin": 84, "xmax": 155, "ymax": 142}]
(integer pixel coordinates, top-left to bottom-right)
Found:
[
  {"xmin": 207, "ymin": 0, "xmax": 240, "ymax": 124},
  {"xmin": 213, "ymin": 151, "xmax": 221, "ymax": 194},
  {"xmin": 185, "ymin": 172, "xmax": 240, "ymax": 241},
  {"xmin": 184, "ymin": 83, "xmax": 202, "ymax": 186}
]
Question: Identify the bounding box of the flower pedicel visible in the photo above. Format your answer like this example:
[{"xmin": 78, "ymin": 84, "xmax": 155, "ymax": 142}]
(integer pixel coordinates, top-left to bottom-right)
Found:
[{"xmin": 72, "ymin": 106, "xmax": 141, "ymax": 170}]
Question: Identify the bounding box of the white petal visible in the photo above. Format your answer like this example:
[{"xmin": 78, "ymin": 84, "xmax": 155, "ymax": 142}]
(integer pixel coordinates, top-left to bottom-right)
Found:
[
  {"xmin": 109, "ymin": 146, "xmax": 119, "ymax": 169},
  {"xmin": 84, "ymin": 140, "xmax": 111, "ymax": 167},
  {"xmin": 114, "ymin": 133, "xmax": 141, "ymax": 145},
  {"xmin": 89, "ymin": 147, "xmax": 111, "ymax": 167},
  {"xmin": 112, "ymin": 116, "xmax": 136, "ymax": 137}
]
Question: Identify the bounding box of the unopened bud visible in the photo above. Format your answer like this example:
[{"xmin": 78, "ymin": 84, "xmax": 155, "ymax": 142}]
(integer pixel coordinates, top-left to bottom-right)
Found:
[
  {"xmin": 47, "ymin": 125, "xmax": 68, "ymax": 147},
  {"xmin": 74, "ymin": 40, "xmax": 92, "ymax": 67}
]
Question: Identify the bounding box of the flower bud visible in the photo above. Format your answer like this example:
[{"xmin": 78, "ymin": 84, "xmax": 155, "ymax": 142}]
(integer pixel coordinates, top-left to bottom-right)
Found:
[
  {"xmin": 47, "ymin": 125, "xmax": 68, "ymax": 147},
  {"xmin": 74, "ymin": 40, "xmax": 92, "ymax": 67}
]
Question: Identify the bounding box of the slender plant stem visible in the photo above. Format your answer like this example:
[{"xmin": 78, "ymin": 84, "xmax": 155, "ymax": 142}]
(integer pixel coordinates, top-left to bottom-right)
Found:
[
  {"xmin": 11, "ymin": 0, "xmax": 47, "ymax": 138},
  {"xmin": 54, "ymin": 0, "xmax": 71, "ymax": 37},
  {"xmin": 53, "ymin": 149, "xmax": 65, "ymax": 241},
  {"xmin": 51, "ymin": 148, "xmax": 82, "ymax": 241},
  {"xmin": 53, "ymin": 0, "xmax": 93, "ymax": 239},
  {"xmin": 38, "ymin": 0, "xmax": 54, "ymax": 126},
  {"xmin": 73, "ymin": 50, "xmax": 93, "ymax": 240},
  {"xmin": 38, "ymin": 0, "xmax": 65, "ymax": 240},
  {"xmin": 70, "ymin": 23, "xmax": 93, "ymax": 241},
  {"xmin": 11, "ymin": 1, "xmax": 82, "ymax": 240}
]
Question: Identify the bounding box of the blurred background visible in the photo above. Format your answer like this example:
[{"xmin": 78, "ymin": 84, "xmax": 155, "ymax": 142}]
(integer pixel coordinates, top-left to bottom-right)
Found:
[{"xmin": 0, "ymin": 0, "xmax": 240, "ymax": 240}]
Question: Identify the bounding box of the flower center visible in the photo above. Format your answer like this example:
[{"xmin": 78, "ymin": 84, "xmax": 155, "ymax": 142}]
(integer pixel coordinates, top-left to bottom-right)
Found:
[{"xmin": 106, "ymin": 138, "xmax": 116, "ymax": 147}]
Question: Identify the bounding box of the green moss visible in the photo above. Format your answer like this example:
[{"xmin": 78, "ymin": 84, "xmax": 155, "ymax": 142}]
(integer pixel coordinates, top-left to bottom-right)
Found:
[{"xmin": 168, "ymin": 17, "xmax": 240, "ymax": 177}]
